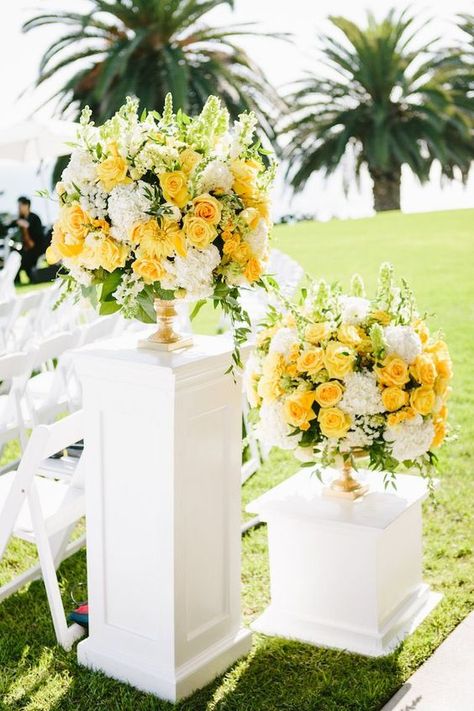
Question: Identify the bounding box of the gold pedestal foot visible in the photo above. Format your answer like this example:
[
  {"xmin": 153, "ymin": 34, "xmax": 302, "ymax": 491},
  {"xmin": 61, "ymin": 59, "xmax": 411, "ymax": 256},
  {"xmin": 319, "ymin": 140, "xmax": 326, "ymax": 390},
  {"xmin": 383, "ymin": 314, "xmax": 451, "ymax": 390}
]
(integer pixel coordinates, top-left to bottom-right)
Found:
[
  {"xmin": 323, "ymin": 456, "xmax": 369, "ymax": 500},
  {"xmin": 137, "ymin": 298, "xmax": 193, "ymax": 352},
  {"xmin": 137, "ymin": 335, "xmax": 193, "ymax": 352}
]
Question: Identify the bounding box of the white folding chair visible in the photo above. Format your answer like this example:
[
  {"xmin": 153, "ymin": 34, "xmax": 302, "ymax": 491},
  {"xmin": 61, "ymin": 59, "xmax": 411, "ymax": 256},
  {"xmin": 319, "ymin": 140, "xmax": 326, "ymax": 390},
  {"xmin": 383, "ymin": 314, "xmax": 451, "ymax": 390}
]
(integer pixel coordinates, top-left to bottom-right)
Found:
[
  {"xmin": 0, "ymin": 351, "xmax": 34, "ymax": 471},
  {"xmin": 0, "ymin": 252, "xmax": 21, "ymax": 301},
  {"xmin": 24, "ymin": 331, "xmax": 81, "ymax": 426},
  {"xmin": 9, "ymin": 290, "xmax": 49, "ymax": 351},
  {"xmin": 0, "ymin": 411, "xmax": 86, "ymax": 650}
]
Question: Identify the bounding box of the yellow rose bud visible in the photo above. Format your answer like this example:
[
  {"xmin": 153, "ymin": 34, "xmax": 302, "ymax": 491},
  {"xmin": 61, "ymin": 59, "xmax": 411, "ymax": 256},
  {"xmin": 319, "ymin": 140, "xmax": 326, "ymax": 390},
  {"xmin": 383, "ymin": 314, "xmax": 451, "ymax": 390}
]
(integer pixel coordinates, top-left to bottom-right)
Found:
[
  {"xmin": 376, "ymin": 355, "xmax": 410, "ymax": 387},
  {"xmin": 323, "ymin": 341, "xmax": 355, "ymax": 379},
  {"xmin": 96, "ymin": 237, "xmax": 129, "ymax": 272},
  {"xmin": 314, "ymin": 380, "xmax": 344, "ymax": 407},
  {"xmin": 222, "ymin": 235, "xmax": 241, "ymax": 256},
  {"xmin": 381, "ymin": 386, "xmax": 409, "ymax": 412},
  {"xmin": 193, "ymin": 193, "xmax": 221, "ymax": 225},
  {"xmin": 61, "ymin": 204, "xmax": 90, "ymax": 240},
  {"xmin": 97, "ymin": 142, "xmax": 130, "ymax": 191},
  {"xmin": 132, "ymin": 257, "xmax": 166, "ymax": 285},
  {"xmin": 410, "ymin": 353, "xmax": 437, "ymax": 387},
  {"xmin": 296, "ymin": 348, "xmax": 324, "ymax": 375},
  {"xmin": 304, "ymin": 322, "xmax": 331, "ymax": 344},
  {"xmin": 183, "ymin": 215, "xmax": 216, "ymax": 250},
  {"xmin": 337, "ymin": 324, "xmax": 361, "ymax": 348},
  {"xmin": 159, "ymin": 171, "xmax": 190, "ymax": 208},
  {"xmin": 244, "ymin": 257, "xmax": 262, "ymax": 283},
  {"xmin": 410, "ymin": 386, "xmax": 435, "ymax": 416},
  {"xmin": 240, "ymin": 207, "xmax": 260, "ymax": 230},
  {"xmin": 318, "ymin": 407, "xmax": 351, "ymax": 439},
  {"xmin": 231, "ymin": 159, "xmax": 259, "ymax": 198},
  {"xmin": 232, "ymin": 242, "xmax": 252, "ymax": 265},
  {"xmin": 179, "ymin": 148, "xmax": 202, "ymax": 174},
  {"xmin": 283, "ymin": 391, "xmax": 317, "ymax": 430}
]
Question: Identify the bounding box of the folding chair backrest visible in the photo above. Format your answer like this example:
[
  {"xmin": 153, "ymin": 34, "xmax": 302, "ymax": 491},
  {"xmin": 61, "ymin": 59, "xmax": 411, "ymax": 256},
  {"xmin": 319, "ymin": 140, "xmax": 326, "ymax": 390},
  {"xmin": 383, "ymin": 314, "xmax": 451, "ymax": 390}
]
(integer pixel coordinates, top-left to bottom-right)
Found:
[
  {"xmin": 0, "ymin": 352, "xmax": 33, "ymax": 430},
  {"xmin": 31, "ymin": 331, "xmax": 80, "ymax": 371},
  {"xmin": 0, "ymin": 252, "xmax": 21, "ymax": 300},
  {"xmin": 77, "ymin": 313, "xmax": 120, "ymax": 346}
]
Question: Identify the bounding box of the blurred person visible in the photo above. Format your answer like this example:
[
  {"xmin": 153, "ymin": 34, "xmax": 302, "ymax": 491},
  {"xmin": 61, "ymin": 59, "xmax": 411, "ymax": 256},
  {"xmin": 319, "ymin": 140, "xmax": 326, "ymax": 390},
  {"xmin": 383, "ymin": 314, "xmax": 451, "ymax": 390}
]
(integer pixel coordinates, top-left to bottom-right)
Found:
[{"xmin": 12, "ymin": 196, "xmax": 45, "ymax": 281}]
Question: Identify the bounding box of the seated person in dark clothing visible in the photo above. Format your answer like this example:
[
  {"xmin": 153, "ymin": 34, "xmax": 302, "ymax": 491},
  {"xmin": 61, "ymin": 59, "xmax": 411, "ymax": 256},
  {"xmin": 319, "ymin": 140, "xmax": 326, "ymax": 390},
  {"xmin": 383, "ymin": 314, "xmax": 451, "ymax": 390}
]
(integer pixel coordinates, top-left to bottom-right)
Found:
[{"xmin": 13, "ymin": 196, "xmax": 45, "ymax": 281}]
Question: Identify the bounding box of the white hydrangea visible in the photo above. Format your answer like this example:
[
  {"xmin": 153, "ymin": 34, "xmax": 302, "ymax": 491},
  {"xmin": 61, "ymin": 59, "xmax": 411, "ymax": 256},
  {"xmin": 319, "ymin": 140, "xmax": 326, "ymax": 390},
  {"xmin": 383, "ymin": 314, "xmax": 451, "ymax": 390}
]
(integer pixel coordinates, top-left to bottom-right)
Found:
[
  {"xmin": 384, "ymin": 415, "xmax": 434, "ymax": 462},
  {"xmin": 339, "ymin": 295, "xmax": 371, "ymax": 324},
  {"xmin": 339, "ymin": 415, "xmax": 379, "ymax": 453},
  {"xmin": 172, "ymin": 244, "xmax": 220, "ymax": 300},
  {"xmin": 245, "ymin": 219, "xmax": 268, "ymax": 259},
  {"xmin": 62, "ymin": 260, "xmax": 93, "ymax": 287},
  {"xmin": 107, "ymin": 182, "xmax": 151, "ymax": 242},
  {"xmin": 163, "ymin": 203, "xmax": 182, "ymax": 222},
  {"xmin": 269, "ymin": 328, "xmax": 298, "ymax": 358},
  {"xmin": 256, "ymin": 400, "xmax": 301, "ymax": 450},
  {"xmin": 340, "ymin": 370, "xmax": 385, "ymax": 416},
  {"xmin": 62, "ymin": 148, "xmax": 97, "ymax": 187},
  {"xmin": 384, "ymin": 325, "xmax": 422, "ymax": 364},
  {"xmin": 79, "ymin": 184, "xmax": 108, "ymax": 220},
  {"xmin": 198, "ymin": 159, "xmax": 233, "ymax": 194}
]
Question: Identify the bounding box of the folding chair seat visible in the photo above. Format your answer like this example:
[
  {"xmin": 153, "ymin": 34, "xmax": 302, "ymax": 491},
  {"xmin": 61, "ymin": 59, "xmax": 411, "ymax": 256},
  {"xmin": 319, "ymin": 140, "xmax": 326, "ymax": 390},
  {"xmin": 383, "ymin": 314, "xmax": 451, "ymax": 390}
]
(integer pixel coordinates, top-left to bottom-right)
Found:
[{"xmin": 0, "ymin": 411, "xmax": 86, "ymax": 650}]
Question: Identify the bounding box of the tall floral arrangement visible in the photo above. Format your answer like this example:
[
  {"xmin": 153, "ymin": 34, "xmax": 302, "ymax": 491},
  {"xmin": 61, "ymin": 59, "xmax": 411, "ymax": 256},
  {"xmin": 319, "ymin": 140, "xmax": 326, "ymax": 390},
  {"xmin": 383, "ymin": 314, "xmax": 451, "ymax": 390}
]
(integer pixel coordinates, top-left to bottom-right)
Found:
[
  {"xmin": 246, "ymin": 264, "xmax": 452, "ymax": 483},
  {"xmin": 47, "ymin": 94, "xmax": 275, "ymax": 358}
]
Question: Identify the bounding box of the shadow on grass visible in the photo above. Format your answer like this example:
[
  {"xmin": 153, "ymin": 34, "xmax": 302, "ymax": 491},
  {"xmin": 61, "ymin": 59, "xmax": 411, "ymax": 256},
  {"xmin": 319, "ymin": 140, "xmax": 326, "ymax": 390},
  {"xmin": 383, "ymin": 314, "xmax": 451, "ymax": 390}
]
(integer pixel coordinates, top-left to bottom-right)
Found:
[{"xmin": 0, "ymin": 550, "xmax": 405, "ymax": 711}]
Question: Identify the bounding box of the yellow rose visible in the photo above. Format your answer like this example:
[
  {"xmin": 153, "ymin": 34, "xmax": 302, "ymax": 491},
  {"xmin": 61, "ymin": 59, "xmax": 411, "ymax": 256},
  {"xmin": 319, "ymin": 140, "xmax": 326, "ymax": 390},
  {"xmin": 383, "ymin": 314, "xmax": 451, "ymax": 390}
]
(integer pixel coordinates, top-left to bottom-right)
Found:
[
  {"xmin": 61, "ymin": 204, "xmax": 90, "ymax": 240},
  {"xmin": 431, "ymin": 419, "xmax": 446, "ymax": 449},
  {"xmin": 410, "ymin": 353, "xmax": 437, "ymax": 387},
  {"xmin": 323, "ymin": 341, "xmax": 355, "ymax": 379},
  {"xmin": 410, "ymin": 386, "xmax": 435, "ymax": 416},
  {"xmin": 49, "ymin": 222, "xmax": 85, "ymax": 260},
  {"xmin": 132, "ymin": 218, "xmax": 185, "ymax": 259},
  {"xmin": 232, "ymin": 242, "xmax": 252, "ymax": 265},
  {"xmin": 245, "ymin": 195, "xmax": 271, "ymax": 224},
  {"xmin": 231, "ymin": 159, "xmax": 259, "ymax": 198},
  {"xmin": 426, "ymin": 341, "xmax": 453, "ymax": 379},
  {"xmin": 179, "ymin": 148, "xmax": 202, "ymax": 174},
  {"xmin": 314, "ymin": 381, "xmax": 344, "ymax": 407},
  {"xmin": 296, "ymin": 348, "xmax": 324, "ymax": 375},
  {"xmin": 412, "ymin": 318, "xmax": 430, "ymax": 345},
  {"xmin": 337, "ymin": 324, "xmax": 361, "ymax": 348},
  {"xmin": 376, "ymin": 355, "xmax": 410, "ymax": 387},
  {"xmin": 193, "ymin": 194, "xmax": 221, "ymax": 225},
  {"xmin": 244, "ymin": 257, "xmax": 262, "ymax": 283},
  {"xmin": 159, "ymin": 171, "xmax": 190, "ymax": 208},
  {"xmin": 304, "ymin": 322, "xmax": 331, "ymax": 344},
  {"xmin": 318, "ymin": 407, "xmax": 351, "ymax": 439},
  {"xmin": 240, "ymin": 207, "xmax": 260, "ymax": 230},
  {"xmin": 387, "ymin": 407, "xmax": 416, "ymax": 427},
  {"xmin": 381, "ymin": 386, "xmax": 409, "ymax": 412},
  {"xmin": 283, "ymin": 391, "xmax": 317, "ymax": 431},
  {"xmin": 222, "ymin": 235, "xmax": 241, "ymax": 256},
  {"xmin": 96, "ymin": 237, "xmax": 129, "ymax": 272},
  {"xmin": 434, "ymin": 377, "xmax": 451, "ymax": 398},
  {"xmin": 132, "ymin": 257, "xmax": 166, "ymax": 285},
  {"xmin": 97, "ymin": 142, "xmax": 130, "ymax": 191},
  {"xmin": 371, "ymin": 310, "xmax": 391, "ymax": 325},
  {"xmin": 183, "ymin": 215, "xmax": 216, "ymax": 250}
]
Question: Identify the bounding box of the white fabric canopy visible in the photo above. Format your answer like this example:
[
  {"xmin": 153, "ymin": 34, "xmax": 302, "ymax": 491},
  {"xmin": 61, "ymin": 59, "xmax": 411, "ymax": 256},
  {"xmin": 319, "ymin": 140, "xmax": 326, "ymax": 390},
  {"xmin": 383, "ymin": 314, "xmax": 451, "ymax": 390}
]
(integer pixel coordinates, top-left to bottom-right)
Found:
[{"xmin": 0, "ymin": 119, "xmax": 78, "ymax": 162}]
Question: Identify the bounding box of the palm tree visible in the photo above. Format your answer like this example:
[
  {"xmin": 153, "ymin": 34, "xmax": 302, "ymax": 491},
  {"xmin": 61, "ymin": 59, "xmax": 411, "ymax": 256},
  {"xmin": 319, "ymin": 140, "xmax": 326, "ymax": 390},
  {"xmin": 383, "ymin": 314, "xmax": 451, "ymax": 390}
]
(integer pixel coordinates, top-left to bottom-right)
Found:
[
  {"xmin": 23, "ymin": 0, "xmax": 283, "ymax": 139},
  {"xmin": 283, "ymin": 8, "xmax": 474, "ymax": 212}
]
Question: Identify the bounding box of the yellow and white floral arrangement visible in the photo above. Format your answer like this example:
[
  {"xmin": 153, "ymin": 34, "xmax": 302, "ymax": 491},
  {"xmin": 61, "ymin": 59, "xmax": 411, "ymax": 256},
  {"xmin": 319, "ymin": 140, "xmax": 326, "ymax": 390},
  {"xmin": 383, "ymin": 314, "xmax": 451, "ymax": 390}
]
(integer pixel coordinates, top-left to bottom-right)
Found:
[
  {"xmin": 47, "ymin": 94, "xmax": 275, "ymax": 356},
  {"xmin": 246, "ymin": 264, "xmax": 452, "ymax": 481}
]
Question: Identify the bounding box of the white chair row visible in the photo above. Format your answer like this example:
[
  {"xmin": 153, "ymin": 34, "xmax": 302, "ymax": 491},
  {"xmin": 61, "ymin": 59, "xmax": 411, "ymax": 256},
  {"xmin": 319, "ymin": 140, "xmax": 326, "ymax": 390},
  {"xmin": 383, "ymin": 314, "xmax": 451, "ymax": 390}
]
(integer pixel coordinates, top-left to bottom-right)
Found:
[{"xmin": 0, "ymin": 252, "xmax": 21, "ymax": 302}]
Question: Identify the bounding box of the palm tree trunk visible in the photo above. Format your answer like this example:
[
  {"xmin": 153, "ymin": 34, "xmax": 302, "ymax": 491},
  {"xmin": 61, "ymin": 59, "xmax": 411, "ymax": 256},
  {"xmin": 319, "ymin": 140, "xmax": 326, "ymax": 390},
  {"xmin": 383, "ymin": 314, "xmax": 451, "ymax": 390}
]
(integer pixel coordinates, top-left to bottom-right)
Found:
[{"xmin": 369, "ymin": 168, "xmax": 401, "ymax": 212}]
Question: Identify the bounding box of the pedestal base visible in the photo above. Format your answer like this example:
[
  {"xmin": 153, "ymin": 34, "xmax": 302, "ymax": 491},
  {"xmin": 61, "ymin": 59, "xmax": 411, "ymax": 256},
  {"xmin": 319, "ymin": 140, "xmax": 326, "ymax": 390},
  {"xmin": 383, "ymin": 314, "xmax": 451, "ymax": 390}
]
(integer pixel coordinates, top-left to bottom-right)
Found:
[
  {"xmin": 252, "ymin": 588, "xmax": 441, "ymax": 658},
  {"xmin": 78, "ymin": 628, "xmax": 252, "ymax": 702},
  {"xmin": 322, "ymin": 483, "xmax": 369, "ymax": 500},
  {"xmin": 137, "ymin": 335, "xmax": 193, "ymax": 351}
]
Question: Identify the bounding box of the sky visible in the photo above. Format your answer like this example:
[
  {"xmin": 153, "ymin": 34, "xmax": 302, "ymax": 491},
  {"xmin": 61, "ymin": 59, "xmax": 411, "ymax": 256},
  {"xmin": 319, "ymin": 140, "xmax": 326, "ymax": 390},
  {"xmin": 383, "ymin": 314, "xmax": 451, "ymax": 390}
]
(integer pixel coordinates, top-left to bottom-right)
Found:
[{"xmin": 0, "ymin": 0, "xmax": 473, "ymax": 223}]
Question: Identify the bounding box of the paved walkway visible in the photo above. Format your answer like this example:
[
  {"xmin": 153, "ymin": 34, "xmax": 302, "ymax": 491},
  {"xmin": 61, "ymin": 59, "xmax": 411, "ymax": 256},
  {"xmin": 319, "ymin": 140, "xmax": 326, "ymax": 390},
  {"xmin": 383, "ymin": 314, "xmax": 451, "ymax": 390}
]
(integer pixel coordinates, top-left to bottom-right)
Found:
[{"xmin": 381, "ymin": 612, "xmax": 474, "ymax": 711}]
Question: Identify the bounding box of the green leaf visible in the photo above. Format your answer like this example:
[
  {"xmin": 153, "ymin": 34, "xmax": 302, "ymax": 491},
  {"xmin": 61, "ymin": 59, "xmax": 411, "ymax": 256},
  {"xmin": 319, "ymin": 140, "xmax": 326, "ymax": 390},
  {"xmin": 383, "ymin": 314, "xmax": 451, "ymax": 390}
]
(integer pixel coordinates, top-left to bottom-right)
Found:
[
  {"xmin": 99, "ymin": 300, "xmax": 121, "ymax": 315},
  {"xmin": 100, "ymin": 270, "xmax": 122, "ymax": 302},
  {"xmin": 190, "ymin": 299, "xmax": 206, "ymax": 321}
]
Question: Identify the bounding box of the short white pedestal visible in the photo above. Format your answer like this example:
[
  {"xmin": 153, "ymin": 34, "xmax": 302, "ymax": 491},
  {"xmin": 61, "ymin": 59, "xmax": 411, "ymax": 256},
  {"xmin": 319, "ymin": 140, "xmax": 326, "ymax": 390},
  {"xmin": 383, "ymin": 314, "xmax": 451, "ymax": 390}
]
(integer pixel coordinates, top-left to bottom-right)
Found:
[
  {"xmin": 74, "ymin": 334, "xmax": 252, "ymax": 702},
  {"xmin": 247, "ymin": 469, "xmax": 441, "ymax": 657}
]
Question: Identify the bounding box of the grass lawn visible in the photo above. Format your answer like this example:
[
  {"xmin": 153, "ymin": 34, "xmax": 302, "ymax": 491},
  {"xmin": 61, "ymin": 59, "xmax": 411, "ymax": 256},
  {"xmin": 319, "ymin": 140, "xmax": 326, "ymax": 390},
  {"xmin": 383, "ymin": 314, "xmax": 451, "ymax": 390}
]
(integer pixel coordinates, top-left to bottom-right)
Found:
[{"xmin": 2, "ymin": 208, "xmax": 474, "ymax": 710}]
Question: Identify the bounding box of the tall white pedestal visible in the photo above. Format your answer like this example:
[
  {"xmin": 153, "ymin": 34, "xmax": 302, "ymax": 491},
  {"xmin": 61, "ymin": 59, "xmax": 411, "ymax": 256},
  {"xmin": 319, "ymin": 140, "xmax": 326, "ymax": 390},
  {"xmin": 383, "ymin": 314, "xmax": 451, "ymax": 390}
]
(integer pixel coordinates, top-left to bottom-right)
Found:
[
  {"xmin": 74, "ymin": 334, "xmax": 252, "ymax": 702},
  {"xmin": 247, "ymin": 469, "xmax": 441, "ymax": 657}
]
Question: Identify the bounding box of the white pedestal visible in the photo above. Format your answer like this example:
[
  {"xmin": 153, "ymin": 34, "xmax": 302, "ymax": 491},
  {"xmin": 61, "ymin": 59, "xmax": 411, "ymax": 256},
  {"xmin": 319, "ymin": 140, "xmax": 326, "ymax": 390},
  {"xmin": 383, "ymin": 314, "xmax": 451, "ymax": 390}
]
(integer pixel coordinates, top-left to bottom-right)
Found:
[
  {"xmin": 247, "ymin": 469, "xmax": 441, "ymax": 657},
  {"xmin": 74, "ymin": 333, "xmax": 252, "ymax": 702}
]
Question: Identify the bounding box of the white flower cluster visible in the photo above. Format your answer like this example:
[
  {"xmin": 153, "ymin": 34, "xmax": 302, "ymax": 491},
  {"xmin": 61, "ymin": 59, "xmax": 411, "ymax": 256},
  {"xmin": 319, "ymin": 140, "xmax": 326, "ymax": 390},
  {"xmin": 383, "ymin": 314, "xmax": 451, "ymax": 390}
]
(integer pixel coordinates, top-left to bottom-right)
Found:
[
  {"xmin": 339, "ymin": 295, "xmax": 371, "ymax": 325},
  {"xmin": 63, "ymin": 262, "xmax": 93, "ymax": 287},
  {"xmin": 340, "ymin": 370, "xmax": 384, "ymax": 416},
  {"xmin": 245, "ymin": 219, "xmax": 268, "ymax": 260},
  {"xmin": 197, "ymin": 159, "xmax": 234, "ymax": 194},
  {"xmin": 256, "ymin": 400, "xmax": 301, "ymax": 450},
  {"xmin": 167, "ymin": 244, "xmax": 221, "ymax": 301},
  {"xmin": 229, "ymin": 114, "xmax": 257, "ymax": 160},
  {"xmin": 339, "ymin": 415, "xmax": 380, "ymax": 453},
  {"xmin": 384, "ymin": 325, "xmax": 422, "ymax": 364},
  {"xmin": 107, "ymin": 182, "xmax": 151, "ymax": 242},
  {"xmin": 269, "ymin": 328, "xmax": 298, "ymax": 358},
  {"xmin": 62, "ymin": 149, "xmax": 97, "ymax": 187},
  {"xmin": 134, "ymin": 142, "xmax": 180, "ymax": 177},
  {"xmin": 79, "ymin": 184, "xmax": 108, "ymax": 220},
  {"xmin": 384, "ymin": 415, "xmax": 434, "ymax": 462},
  {"xmin": 113, "ymin": 272, "xmax": 145, "ymax": 315}
]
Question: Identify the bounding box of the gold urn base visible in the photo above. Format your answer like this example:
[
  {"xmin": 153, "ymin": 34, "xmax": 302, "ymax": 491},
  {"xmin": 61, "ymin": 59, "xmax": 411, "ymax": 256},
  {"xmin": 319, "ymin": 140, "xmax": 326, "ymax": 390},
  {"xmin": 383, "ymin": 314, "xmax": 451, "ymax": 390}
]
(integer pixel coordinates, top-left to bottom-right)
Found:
[
  {"xmin": 323, "ymin": 457, "xmax": 369, "ymax": 500},
  {"xmin": 137, "ymin": 298, "xmax": 193, "ymax": 352}
]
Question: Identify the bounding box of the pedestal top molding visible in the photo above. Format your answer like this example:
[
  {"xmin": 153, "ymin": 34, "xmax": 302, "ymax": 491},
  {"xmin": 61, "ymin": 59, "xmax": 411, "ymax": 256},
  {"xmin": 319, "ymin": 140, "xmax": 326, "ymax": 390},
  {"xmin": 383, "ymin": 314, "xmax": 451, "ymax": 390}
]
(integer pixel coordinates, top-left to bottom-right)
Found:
[
  {"xmin": 73, "ymin": 333, "xmax": 250, "ymax": 386},
  {"xmin": 247, "ymin": 469, "xmax": 435, "ymax": 532}
]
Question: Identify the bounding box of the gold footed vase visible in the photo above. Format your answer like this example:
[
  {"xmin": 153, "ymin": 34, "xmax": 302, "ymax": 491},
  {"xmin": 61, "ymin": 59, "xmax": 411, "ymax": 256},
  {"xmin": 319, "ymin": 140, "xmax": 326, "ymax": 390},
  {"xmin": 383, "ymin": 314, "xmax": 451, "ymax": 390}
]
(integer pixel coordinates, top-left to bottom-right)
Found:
[
  {"xmin": 324, "ymin": 452, "xmax": 368, "ymax": 500},
  {"xmin": 138, "ymin": 298, "xmax": 193, "ymax": 352}
]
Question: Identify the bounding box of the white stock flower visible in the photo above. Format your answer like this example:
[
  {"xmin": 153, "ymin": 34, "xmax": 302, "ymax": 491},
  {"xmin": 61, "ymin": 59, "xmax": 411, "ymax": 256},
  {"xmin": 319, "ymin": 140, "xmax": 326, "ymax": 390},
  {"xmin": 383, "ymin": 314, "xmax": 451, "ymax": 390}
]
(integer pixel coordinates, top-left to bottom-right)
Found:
[
  {"xmin": 79, "ymin": 184, "xmax": 108, "ymax": 220},
  {"xmin": 108, "ymin": 182, "xmax": 151, "ymax": 242},
  {"xmin": 245, "ymin": 219, "xmax": 268, "ymax": 259},
  {"xmin": 339, "ymin": 295, "xmax": 371, "ymax": 324},
  {"xmin": 339, "ymin": 415, "xmax": 379, "ymax": 453},
  {"xmin": 173, "ymin": 244, "xmax": 220, "ymax": 300},
  {"xmin": 384, "ymin": 325, "xmax": 422, "ymax": 364},
  {"xmin": 256, "ymin": 400, "xmax": 301, "ymax": 450},
  {"xmin": 384, "ymin": 415, "xmax": 434, "ymax": 462},
  {"xmin": 340, "ymin": 370, "xmax": 384, "ymax": 416},
  {"xmin": 269, "ymin": 328, "xmax": 297, "ymax": 358},
  {"xmin": 198, "ymin": 159, "xmax": 233, "ymax": 194}
]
